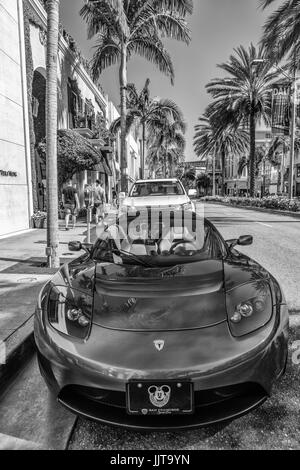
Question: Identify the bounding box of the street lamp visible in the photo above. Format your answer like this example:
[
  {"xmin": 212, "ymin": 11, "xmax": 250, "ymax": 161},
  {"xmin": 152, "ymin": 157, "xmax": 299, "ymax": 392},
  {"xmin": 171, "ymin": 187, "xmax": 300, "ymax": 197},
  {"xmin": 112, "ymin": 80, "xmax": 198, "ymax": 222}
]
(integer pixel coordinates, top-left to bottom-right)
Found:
[{"xmin": 252, "ymin": 59, "xmax": 298, "ymax": 200}]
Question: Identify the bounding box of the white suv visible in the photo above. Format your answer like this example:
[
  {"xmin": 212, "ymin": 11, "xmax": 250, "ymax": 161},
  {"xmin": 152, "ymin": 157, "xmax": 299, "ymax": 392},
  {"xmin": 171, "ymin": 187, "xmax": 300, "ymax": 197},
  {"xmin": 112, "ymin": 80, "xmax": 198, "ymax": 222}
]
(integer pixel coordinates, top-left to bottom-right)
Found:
[{"xmin": 122, "ymin": 179, "xmax": 195, "ymax": 212}]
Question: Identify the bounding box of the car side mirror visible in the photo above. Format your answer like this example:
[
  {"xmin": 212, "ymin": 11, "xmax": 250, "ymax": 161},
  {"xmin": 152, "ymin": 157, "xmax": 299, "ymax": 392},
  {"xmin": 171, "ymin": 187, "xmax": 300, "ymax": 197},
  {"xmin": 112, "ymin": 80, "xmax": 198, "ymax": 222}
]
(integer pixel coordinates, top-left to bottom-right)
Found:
[
  {"xmin": 68, "ymin": 241, "xmax": 93, "ymax": 254},
  {"xmin": 68, "ymin": 241, "xmax": 82, "ymax": 252},
  {"xmin": 238, "ymin": 235, "xmax": 253, "ymax": 246},
  {"xmin": 226, "ymin": 235, "xmax": 253, "ymax": 250}
]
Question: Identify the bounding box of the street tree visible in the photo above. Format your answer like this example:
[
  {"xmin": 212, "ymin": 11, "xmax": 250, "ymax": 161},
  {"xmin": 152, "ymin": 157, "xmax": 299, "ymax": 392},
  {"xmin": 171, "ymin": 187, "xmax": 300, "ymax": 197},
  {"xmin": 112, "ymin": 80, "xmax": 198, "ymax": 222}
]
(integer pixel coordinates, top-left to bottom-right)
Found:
[
  {"xmin": 110, "ymin": 79, "xmax": 186, "ymax": 179},
  {"xmin": 260, "ymin": 0, "xmax": 300, "ymax": 63},
  {"xmin": 46, "ymin": 0, "xmax": 60, "ymax": 268},
  {"xmin": 37, "ymin": 129, "xmax": 101, "ymax": 189},
  {"xmin": 205, "ymin": 44, "xmax": 278, "ymax": 197},
  {"xmin": 80, "ymin": 0, "xmax": 193, "ymax": 192},
  {"xmin": 147, "ymin": 115, "xmax": 186, "ymax": 178},
  {"xmin": 194, "ymin": 112, "xmax": 249, "ymax": 196}
]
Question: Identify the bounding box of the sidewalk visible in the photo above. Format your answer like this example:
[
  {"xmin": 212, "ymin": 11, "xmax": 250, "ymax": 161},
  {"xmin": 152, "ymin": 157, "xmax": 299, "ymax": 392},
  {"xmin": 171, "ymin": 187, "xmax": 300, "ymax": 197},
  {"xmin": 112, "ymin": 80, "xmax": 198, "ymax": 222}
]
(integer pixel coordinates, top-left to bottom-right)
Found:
[{"xmin": 0, "ymin": 217, "xmax": 99, "ymax": 394}]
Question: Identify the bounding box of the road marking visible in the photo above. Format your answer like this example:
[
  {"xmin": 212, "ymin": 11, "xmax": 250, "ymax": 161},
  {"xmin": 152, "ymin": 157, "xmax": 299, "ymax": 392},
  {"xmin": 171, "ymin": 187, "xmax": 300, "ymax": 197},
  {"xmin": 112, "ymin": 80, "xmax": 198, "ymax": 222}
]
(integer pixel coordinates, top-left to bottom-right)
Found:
[{"xmin": 256, "ymin": 222, "xmax": 273, "ymax": 228}]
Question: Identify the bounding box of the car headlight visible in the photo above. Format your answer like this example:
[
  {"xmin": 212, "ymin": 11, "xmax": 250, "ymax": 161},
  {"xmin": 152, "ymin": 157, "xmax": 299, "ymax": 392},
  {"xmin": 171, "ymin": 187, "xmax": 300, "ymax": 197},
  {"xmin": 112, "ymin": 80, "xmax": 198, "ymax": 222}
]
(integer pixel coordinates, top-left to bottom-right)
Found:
[
  {"xmin": 47, "ymin": 285, "xmax": 92, "ymax": 340},
  {"xmin": 226, "ymin": 281, "xmax": 273, "ymax": 337}
]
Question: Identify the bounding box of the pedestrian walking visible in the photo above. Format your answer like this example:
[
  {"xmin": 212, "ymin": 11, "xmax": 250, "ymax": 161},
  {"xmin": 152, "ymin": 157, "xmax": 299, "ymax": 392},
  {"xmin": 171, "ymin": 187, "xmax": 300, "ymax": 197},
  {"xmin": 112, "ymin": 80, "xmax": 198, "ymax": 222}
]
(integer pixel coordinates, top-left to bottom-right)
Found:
[
  {"xmin": 92, "ymin": 180, "xmax": 106, "ymax": 225},
  {"xmin": 112, "ymin": 188, "xmax": 118, "ymax": 208},
  {"xmin": 62, "ymin": 179, "xmax": 80, "ymax": 231}
]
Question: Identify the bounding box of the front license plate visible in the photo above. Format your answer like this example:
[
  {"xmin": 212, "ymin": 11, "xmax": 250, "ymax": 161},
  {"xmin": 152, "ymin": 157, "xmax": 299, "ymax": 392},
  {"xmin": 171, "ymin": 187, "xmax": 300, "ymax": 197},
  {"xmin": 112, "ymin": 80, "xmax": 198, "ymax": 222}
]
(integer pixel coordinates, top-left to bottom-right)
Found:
[{"xmin": 126, "ymin": 380, "xmax": 194, "ymax": 416}]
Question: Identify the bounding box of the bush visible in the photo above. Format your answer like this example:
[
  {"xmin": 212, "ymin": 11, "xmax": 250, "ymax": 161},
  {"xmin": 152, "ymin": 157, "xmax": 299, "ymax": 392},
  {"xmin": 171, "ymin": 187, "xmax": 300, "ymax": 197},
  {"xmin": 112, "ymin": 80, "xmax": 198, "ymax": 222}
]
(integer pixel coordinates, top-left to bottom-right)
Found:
[{"xmin": 202, "ymin": 195, "xmax": 300, "ymax": 212}]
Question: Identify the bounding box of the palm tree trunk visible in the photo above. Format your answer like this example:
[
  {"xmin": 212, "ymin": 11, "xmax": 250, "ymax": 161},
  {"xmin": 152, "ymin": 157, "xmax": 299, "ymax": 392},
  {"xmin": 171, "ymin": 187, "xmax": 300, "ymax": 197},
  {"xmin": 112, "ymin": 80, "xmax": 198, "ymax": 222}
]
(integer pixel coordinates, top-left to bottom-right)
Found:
[
  {"xmin": 249, "ymin": 108, "xmax": 256, "ymax": 197},
  {"xmin": 221, "ymin": 150, "xmax": 226, "ymax": 196},
  {"xmin": 142, "ymin": 122, "xmax": 146, "ymax": 179},
  {"xmin": 46, "ymin": 0, "xmax": 60, "ymax": 268},
  {"xmin": 120, "ymin": 40, "xmax": 128, "ymax": 193}
]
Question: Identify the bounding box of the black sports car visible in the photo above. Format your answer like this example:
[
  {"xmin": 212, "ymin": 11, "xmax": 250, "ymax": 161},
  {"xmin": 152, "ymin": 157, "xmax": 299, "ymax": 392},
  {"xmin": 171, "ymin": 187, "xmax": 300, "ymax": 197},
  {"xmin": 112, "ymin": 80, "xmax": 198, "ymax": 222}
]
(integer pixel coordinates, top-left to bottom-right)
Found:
[{"xmin": 35, "ymin": 209, "xmax": 289, "ymax": 431}]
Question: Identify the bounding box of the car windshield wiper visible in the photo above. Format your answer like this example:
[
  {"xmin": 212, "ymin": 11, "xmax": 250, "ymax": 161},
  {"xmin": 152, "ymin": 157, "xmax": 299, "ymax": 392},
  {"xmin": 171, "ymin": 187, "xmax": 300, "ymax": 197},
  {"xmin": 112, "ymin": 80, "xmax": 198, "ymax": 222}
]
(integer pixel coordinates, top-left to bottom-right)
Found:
[{"xmin": 111, "ymin": 249, "xmax": 155, "ymax": 268}]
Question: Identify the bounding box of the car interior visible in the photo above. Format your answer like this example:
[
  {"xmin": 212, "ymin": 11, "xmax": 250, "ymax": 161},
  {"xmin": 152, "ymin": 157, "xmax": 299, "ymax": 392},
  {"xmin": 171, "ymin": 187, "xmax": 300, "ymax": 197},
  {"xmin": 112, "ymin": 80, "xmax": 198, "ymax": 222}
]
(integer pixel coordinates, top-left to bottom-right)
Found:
[{"xmin": 102, "ymin": 215, "xmax": 206, "ymax": 259}]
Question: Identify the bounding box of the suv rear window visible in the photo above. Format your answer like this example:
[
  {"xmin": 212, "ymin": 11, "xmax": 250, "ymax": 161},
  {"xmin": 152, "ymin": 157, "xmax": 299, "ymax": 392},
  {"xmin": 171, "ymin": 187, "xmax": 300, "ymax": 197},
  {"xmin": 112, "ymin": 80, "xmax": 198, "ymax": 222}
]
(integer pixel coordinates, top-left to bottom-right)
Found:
[{"xmin": 130, "ymin": 181, "xmax": 184, "ymax": 197}]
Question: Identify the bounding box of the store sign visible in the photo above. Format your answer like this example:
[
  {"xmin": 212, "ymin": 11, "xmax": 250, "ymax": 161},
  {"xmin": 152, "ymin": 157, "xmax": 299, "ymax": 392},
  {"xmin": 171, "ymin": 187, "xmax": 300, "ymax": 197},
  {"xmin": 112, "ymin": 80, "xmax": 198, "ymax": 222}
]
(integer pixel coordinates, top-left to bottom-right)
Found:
[
  {"xmin": 271, "ymin": 83, "xmax": 291, "ymax": 136},
  {"xmin": 0, "ymin": 170, "xmax": 18, "ymax": 177}
]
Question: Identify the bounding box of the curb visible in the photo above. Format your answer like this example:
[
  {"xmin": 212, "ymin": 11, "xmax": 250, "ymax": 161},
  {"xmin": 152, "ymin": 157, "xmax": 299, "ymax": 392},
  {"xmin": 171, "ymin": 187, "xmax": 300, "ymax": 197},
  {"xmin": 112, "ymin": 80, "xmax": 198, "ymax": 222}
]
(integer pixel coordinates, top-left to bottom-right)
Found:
[
  {"xmin": 0, "ymin": 432, "xmax": 47, "ymax": 450},
  {"xmin": 0, "ymin": 315, "xmax": 36, "ymax": 397},
  {"xmin": 203, "ymin": 200, "xmax": 300, "ymax": 218}
]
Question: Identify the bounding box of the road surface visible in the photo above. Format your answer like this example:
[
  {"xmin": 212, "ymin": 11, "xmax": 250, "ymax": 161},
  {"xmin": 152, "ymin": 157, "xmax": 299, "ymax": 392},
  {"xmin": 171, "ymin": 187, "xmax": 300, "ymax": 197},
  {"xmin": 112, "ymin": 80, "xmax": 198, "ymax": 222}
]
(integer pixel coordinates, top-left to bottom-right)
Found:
[{"xmin": 205, "ymin": 203, "xmax": 300, "ymax": 312}]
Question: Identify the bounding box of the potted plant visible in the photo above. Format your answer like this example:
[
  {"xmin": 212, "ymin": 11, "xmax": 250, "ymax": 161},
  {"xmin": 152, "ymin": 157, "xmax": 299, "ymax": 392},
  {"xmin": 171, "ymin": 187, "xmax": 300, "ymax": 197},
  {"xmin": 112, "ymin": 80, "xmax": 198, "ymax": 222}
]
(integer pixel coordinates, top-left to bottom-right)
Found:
[{"xmin": 32, "ymin": 211, "xmax": 47, "ymax": 229}]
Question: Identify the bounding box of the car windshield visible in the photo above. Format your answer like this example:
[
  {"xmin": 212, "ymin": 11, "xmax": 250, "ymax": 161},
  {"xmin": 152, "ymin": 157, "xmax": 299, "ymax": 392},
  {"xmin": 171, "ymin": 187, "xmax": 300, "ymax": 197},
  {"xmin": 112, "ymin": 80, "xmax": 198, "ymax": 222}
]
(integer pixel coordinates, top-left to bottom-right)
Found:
[
  {"xmin": 92, "ymin": 210, "xmax": 223, "ymax": 267},
  {"xmin": 130, "ymin": 181, "xmax": 184, "ymax": 197}
]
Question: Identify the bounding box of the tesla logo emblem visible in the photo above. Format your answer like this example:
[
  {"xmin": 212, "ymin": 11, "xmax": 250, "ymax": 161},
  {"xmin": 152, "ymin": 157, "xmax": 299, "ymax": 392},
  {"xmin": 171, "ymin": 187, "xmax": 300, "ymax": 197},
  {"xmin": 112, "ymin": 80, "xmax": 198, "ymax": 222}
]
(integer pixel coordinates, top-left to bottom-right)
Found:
[
  {"xmin": 148, "ymin": 385, "xmax": 171, "ymax": 408},
  {"xmin": 154, "ymin": 340, "xmax": 165, "ymax": 351}
]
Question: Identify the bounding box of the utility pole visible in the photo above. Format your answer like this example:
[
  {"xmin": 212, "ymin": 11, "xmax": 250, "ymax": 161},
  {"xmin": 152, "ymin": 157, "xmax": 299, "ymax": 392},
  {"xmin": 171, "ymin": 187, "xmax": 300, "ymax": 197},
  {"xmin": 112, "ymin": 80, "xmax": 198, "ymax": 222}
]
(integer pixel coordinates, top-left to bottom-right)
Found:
[
  {"xmin": 46, "ymin": 0, "xmax": 60, "ymax": 268},
  {"xmin": 281, "ymin": 142, "xmax": 286, "ymax": 194},
  {"xmin": 212, "ymin": 147, "xmax": 216, "ymax": 197},
  {"xmin": 289, "ymin": 68, "xmax": 297, "ymax": 200}
]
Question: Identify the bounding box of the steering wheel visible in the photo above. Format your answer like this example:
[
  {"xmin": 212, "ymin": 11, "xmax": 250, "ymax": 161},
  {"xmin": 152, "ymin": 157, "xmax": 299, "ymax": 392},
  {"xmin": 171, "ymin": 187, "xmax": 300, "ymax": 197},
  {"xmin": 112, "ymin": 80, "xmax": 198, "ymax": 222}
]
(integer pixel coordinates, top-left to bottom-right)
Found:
[{"xmin": 169, "ymin": 239, "xmax": 198, "ymax": 254}]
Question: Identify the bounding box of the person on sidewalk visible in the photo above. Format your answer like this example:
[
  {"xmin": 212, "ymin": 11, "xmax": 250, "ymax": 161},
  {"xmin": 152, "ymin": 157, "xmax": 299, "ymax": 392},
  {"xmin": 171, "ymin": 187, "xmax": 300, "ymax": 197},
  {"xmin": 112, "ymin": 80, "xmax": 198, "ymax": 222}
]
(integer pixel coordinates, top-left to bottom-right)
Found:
[
  {"xmin": 62, "ymin": 180, "xmax": 80, "ymax": 231},
  {"xmin": 92, "ymin": 180, "xmax": 105, "ymax": 225},
  {"xmin": 112, "ymin": 188, "xmax": 118, "ymax": 209}
]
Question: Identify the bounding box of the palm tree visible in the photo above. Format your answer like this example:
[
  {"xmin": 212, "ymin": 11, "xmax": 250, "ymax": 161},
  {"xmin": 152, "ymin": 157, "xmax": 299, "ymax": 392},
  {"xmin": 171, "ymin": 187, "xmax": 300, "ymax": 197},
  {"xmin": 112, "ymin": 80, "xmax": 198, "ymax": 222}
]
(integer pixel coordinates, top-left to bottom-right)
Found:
[
  {"xmin": 182, "ymin": 167, "xmax": 196, "ymax": 189},
  {"xmin": 110, "ymin": 79, "xmax": 186, "ymax": 179},
  {"xmin": 237, "ymin": 141, "xmax": 291, "ymax": 195},
  {"xmin": 194, "ymin": 113, "xmax": 249, "ymax": 196},
  {"xmin": 81, "ymin": 0, "xmax": 193, "ymax": 192},
  {"xmin": 260, "ymin": 0, "xmax": 300, "ymax": 63},
  {"xmin": 267, "ymin": 134, "xmax": 300, "ymax": 192},
  {"xmin": 237, "ymin": 145, "xmax": 270, "ymax": 177},
  {"xmin": 205, "ymin": 44, "xmax": 279, "ymax": 197},
  {"xmin": 147, "ymin": 116, "xmax": 186, "ymax": 177},
  {"xmin": 196, "ymin": 173, "xmax": 211, "ymax": 196},
  {"xmin": 46, "ymin": 0, "xmax": 60, "ymax": 268}
]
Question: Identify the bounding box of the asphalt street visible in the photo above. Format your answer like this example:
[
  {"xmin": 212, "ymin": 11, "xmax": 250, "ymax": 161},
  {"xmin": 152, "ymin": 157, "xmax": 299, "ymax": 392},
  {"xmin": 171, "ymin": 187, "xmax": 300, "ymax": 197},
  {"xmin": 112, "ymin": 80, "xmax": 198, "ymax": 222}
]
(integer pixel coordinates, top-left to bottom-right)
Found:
[
  {"xmin": 0, "ymin": 203, "xmax": 299, "ymax": 450},
  {"xmin": 204, "ymin": 203, "xmax": 300, "ymax": 312}
]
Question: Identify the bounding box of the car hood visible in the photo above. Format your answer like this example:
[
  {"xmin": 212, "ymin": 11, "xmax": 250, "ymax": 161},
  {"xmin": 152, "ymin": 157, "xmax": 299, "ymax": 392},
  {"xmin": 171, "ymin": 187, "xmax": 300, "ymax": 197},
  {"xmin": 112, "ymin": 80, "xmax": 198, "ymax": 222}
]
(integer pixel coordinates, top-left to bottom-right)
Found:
[
  {"xmin": 93, "ymin": 260, "xmax": 226, "ymax": 331},
  {"xmin": 123, "ymin": 195, "xmax": 190, "ymax": 208}
]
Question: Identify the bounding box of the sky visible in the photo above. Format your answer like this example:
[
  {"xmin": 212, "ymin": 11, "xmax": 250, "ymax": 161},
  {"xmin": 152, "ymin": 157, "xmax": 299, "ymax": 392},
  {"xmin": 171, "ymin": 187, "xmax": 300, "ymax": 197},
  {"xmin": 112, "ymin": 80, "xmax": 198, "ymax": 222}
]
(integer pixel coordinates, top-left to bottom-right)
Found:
[{"xmin": 59, "ymin": 0, "xmax": 279, "ymax": 162}]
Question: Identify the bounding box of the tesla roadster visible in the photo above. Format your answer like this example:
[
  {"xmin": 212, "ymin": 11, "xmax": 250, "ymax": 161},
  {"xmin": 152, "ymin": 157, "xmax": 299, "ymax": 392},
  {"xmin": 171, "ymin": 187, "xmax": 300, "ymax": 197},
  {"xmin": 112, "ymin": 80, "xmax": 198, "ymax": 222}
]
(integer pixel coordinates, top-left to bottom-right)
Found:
[{"xmin": 34, "ymin": 209, "xmax": 289, "ymax": 430}]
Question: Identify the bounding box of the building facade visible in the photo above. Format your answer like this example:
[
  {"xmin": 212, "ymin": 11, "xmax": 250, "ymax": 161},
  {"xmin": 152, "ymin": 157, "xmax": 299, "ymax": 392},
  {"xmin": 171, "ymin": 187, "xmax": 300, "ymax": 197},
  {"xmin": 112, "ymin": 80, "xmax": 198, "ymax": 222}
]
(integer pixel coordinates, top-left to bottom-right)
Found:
[
  {"xmin": 0, "ymin": 0, "xmax": 33, "ymax": 237},
  {"xmin": 0, "ymin": 0, "xmax": 141, "ymax": 237},
  {"xmin": 224, "ymin": 122, "xmax": 296, "ymax": 197}
]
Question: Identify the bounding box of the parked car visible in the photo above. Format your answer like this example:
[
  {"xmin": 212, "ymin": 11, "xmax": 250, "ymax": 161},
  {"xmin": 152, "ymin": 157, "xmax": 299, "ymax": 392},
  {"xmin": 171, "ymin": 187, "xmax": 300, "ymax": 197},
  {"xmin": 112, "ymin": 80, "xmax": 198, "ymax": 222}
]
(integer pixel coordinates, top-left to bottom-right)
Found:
[
  {"xmin": 188, "ymin": 188, "xmax": 198, "ymax": 199},
  {"xmin": 121, "ymin": 179, "xmax": 195, "ymax": 212},
  {"xmin": 35, "ymin": 209, "xmax": 288, "ymax": 431}
]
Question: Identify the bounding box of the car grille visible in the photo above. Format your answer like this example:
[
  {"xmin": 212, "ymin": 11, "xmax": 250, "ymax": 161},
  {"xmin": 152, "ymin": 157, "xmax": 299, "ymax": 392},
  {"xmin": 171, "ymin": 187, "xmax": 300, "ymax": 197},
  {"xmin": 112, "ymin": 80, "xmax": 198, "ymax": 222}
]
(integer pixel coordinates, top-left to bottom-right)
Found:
[
  {"xmin": 58, "ymin": 382, "xmax": 267, "ymax": 430},
  {"xmin": 59, "ymin": 382, "xmax": 264, "ymax": 410}
]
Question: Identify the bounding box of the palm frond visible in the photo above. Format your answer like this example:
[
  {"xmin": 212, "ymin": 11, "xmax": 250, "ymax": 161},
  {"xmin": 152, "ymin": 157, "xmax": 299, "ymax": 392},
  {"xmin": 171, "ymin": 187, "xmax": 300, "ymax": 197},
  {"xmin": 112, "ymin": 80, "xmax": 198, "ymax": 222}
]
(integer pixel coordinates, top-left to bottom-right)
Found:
[
  {"xmin": 128, "ymin": 36, "xmax": 175, "ymax": 84},
  {"xmin": 130, "ymin": 0, "xmax": 193, "ymax": 29},
  {"xmin": 90, "ymin": 34, "xmax": 120, "ymax": 79},
  {"xmin": 109, "ymin": 111, "xmax": 137, "ymax": 135},
  {"xmin": 81, "ymin": 1, "xmax": 129, "ymax": 37},
  {"xmin": 260, "ymin": 0, "xmax": 300, "ymax": 62}
]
